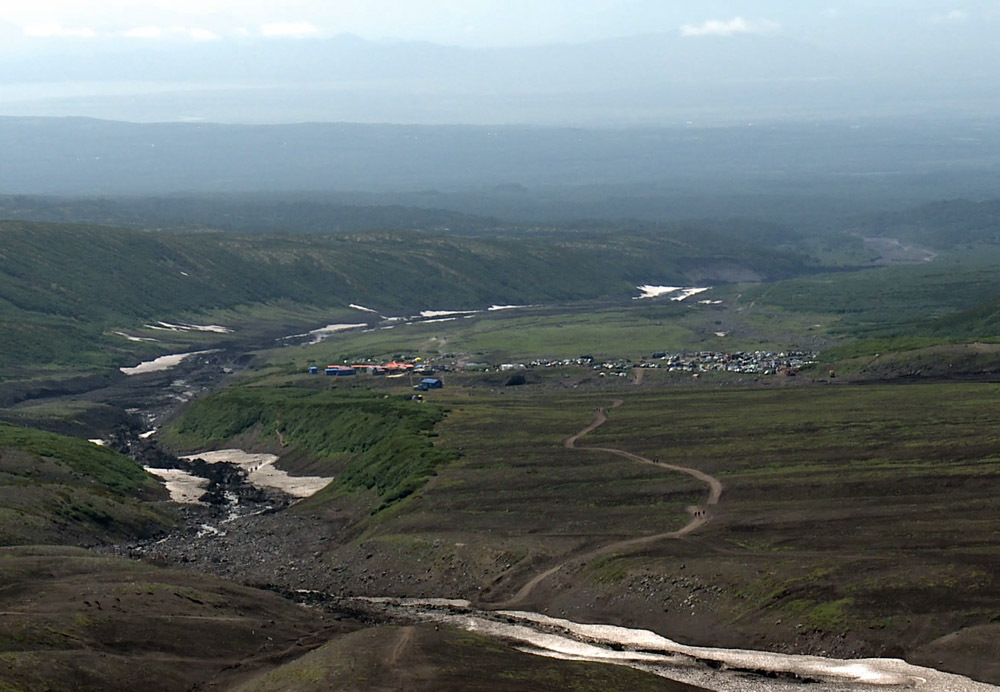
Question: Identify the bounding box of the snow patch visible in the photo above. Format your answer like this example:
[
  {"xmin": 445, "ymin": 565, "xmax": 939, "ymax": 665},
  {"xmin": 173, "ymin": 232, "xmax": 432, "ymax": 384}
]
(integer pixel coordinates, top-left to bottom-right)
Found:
[
  {"xmin": 180, "ymin": 449, "xmax": 332, "ymax": 498},
  {"xmin": 490, "ymin": 611, "xmax": 955, "ymax": 689},
  {"xmin": 145, "ymin": 467, "xmax": 209, "ymax": 504},
  {"xmin": 112, "ymin": 331, "xmax": 159, "ymax": 343},
  {"xmin": 349, "ymin": 303, "xmax": 380, "ymax": 314},
  {"xmin": 88, "ymin": 439, "xmax": 107, "ymax": 447},
  {"xmin": 633, "ymin": 285, "xmax": 712, "ymax": 301},
  {"xmin": 147, "ymin": 321, "xmax": 232, "ymax": 334},
  {"xmin": 419, "ymin": 309, "xmax": 480, "ymax": 318},
  {"xmin": 634, "ymin": 285, "xmax": 682, "ymax": 299},
  {"xmin": 670, "ymin": 287, "xmax": 711, "ymax": 302},
  {"xmin": 289, "ymin": 323, "xmax": 367, "ymax": 344},
  {"xmin": 120, "ymin": 350, "xmax": 215, "ymax": 376}
]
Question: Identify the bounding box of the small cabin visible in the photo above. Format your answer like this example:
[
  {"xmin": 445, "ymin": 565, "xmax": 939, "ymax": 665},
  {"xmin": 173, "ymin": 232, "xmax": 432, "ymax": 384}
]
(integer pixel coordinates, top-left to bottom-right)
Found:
[
  {"xmin": 325, "ymin": 366, "xmax": 356, "ymax": 376},
  {"xmin": 415, "ymin": 377, "xmax": 444, "ymax": 391}
]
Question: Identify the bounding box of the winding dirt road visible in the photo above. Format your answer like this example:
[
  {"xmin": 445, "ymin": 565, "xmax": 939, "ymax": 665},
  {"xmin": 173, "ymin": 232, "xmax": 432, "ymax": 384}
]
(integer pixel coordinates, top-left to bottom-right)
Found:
[{"xmin": 500, "ymin": 399, "xmax": 723, "ymax": 606}]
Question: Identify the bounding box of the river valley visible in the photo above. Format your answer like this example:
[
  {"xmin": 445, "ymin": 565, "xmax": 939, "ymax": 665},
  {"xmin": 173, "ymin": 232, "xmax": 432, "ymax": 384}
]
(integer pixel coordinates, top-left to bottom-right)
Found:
[{"xmin": 7, "ymin": 321, "xmax": 1000, "ymax": 691}]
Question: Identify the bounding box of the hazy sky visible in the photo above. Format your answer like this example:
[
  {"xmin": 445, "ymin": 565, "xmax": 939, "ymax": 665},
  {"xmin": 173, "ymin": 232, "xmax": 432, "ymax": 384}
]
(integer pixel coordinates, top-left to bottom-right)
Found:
[
  {"xmin": 2, "ymin": 0, "xmax": 999, "ymax": 48},
  {"xmin": 2, "ymin": 0, "xmax": 997, "ymax": 125}
]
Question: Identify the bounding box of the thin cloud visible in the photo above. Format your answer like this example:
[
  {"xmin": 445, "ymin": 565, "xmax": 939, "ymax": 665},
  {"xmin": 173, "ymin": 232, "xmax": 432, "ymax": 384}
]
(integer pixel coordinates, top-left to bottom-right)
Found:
[
  {"xmin": 120, "ymin": 26, "xmax": 164, "ymax": 38},
  {"xmin": 934, "ymin": 9, "xmax": 969, "ymax": 22},
  {"xmin": 259, "ymin": 21, "xmax": 321, "ymax": 38},
  {"xmin": 23, "ymin": 23, "xmax": 96, "ymax": 38},
  {"xmin": 187, "ymin": 27, "xmax": 220, "ymax": 40},
  {"xmin": 119, "ymin": 25, "xmax": 220, "ymax": 40},
  {"xmin": 680, "ymin": 17, "xmax": 780, "ymax": 38}
]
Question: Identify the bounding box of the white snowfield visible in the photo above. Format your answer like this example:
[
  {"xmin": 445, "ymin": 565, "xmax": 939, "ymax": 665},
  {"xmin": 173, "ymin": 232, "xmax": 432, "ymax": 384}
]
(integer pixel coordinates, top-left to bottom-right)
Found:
[
  {"xmin": 146, "ymin": 321, "xmax": 233, "ymax": 333},
  {"xmin": 180, "ymin": 449, "xmax": 332, "ymax": 498},
  {"xmin": 349, "ymin": 303, "xmax": 381, "ymax": 314},
  {"xmin": 119, "ymin": 350, "xmax": 215, "ymax": 375},
  {"xmin": 419, "ymin": 309, "xmax": 480, "ymax": 318},
  {"xmin": 634, "ymin": 285, "xmax": 712, "ymax": 301},
  {"xmin": 144, "ymin": 467, "xmax": 210, "ymax": 504},
  {"xmin": 288, "ymin": 323, "xmax": 367, "ymax": 344},
  {"xmin": 113, "ymin": 331, "xmax": 159, "ymax": 343},
  {"xmin": 369, "ymin": 599, "xmax": 998, "ymax": 692},
  {"xmin": 482, "ymin": 611, "xmax": 1000, "ymax": 692}
]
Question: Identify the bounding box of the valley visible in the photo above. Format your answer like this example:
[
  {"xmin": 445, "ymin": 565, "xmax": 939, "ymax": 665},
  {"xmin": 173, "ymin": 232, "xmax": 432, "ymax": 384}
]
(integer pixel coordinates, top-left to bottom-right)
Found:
[
  {"xmin": 2, "ymin": 149, "xmax": 1000, "ymax": 691},
  {"xmin": 7, "ymin": 295, "xmax": 1000, "ymax": 690},
  {"xmin": 4, "ymin": 0, "xmax": 1000, "ymax": 683}
]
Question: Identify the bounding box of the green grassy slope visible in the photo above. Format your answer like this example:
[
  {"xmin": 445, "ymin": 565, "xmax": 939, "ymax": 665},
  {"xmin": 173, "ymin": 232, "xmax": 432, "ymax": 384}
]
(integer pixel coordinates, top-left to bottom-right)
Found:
[
  {"xmin": 229, "ymin": 623, "xmax": 707, "ymax": 692},
  {"xmin": 0, "ymin": 546, "xmax": 344, "ymax": 692},
  {"xmin": 163, "ymin": 387, "xmax": 457, "ymax": 509},
  {"xmin": 0, "ymin": 422, "xmax": 172, "ymax": 545},
  {"xmin": 857, "ymin": 199, "xmax": 1000, "ymax": 250},
  {"xmin": 264, "ymin": 382, "xmax": 1000, "ymax": 682},
  {"xmin": 740, "ymin": 247, "xmax": 1000, "ymax": 342},
  {"xmin": 0, "ymin": 219, "xmax": 815, "ymax": 376}
]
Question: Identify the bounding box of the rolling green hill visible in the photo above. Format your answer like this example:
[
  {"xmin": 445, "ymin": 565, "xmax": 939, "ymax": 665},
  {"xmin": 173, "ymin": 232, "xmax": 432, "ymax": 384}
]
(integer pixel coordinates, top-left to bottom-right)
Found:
[
  {"xmin": 0, "ymin": 422, "xmax": 172, "ymax": 545},
  {"xmin": 856, "ymin": 199, "xmax": 1000, "ymax": 250},
  {"xmin": 163, "ymin": 387, "xmax": 457, "ymax": 510}
]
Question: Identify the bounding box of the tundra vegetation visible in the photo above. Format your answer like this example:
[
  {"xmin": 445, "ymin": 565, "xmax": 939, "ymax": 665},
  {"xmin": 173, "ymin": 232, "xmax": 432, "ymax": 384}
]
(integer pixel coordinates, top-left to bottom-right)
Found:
[{"xmin": 2, "ymin": 189, "xmax": 1000, "ymax": 689}]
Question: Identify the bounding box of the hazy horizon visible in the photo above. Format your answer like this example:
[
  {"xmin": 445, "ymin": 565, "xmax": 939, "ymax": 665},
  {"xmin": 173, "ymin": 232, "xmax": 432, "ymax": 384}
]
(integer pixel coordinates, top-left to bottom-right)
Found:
[{"xmin": 2, "ymin": 1, "xmax": 999, "ymax": 126}]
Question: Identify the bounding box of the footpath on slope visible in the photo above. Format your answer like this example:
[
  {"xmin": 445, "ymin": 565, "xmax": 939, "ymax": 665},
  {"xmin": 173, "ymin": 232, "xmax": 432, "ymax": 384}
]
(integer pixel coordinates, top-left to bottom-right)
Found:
[{"xmin": 497, "ymin": 399, "xmax": 723, "ymax": 607}]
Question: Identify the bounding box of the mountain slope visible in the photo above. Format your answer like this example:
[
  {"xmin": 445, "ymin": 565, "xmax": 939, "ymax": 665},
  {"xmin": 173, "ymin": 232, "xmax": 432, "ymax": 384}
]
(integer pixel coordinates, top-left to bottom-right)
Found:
[
  {"xmin": 0, "ymin": 219, "xmax": 815, "ymax": 375},
  {"xmin": 0, "ymin": 422, "xmax": 171, "ymax": 545}
]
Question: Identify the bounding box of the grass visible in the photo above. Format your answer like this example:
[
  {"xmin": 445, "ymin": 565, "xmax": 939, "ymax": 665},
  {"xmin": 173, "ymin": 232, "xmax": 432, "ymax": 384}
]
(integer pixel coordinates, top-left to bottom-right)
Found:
[
  {"xmin": 740, "ymin": 246, "xmax": 1000, "ymax": 342},
  {"xmin": 162, "ymin": 387, "xmax": 459, "ymax": 509},
  {"xmin": 278, "ymin": 378, "xmax": 1000, "ymax": 668},
  {"xmin": 0, "ymin": 218, "xmax": 818, "ymax": 378},
  {"xmin": 0, "ymin": 422, "xmax": 172, "ymax": 545},
  {"xmin": 226, "ymin": 623, "xmax": 702, "ymax": 692},
  {"xmin": 0, "ymin": 546, "xmax": 338, "ymax": 692},
  {"xmin": 262, "ymin": 290, "xmax": 836, "ymax": 372},
  {"xmin": 0, "ymin": 422, "xmax": 158, "ymax": 495}
]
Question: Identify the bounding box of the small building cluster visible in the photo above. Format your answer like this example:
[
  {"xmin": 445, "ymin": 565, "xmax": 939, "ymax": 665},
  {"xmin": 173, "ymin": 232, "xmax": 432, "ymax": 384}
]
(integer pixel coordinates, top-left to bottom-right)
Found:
[
  {"xmin": 307, "ymin": 358, "xmax": 444, "ymax": 389},
  {"xmin": 643, "ymin": 350, "xmax": 817, "ymax": 375},
  {"xmin": 490, "ymin": 351, "xmax": 816, "ymax": 376}
]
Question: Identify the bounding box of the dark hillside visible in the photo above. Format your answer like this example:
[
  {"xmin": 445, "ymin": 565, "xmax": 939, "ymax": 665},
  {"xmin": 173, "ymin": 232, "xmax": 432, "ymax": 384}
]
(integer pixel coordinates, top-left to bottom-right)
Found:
[
  {"xmin": 0, "ymin": 193, "xmax": 501, "ymax": 235},
  {"xmin": 0, "ymin": 219, "xmax": 816, "ymax": 375},
  {"xmin": 855, "ymin": 199, "xmax": 1000, "ymax": 249},
  {"xmin": 0, "ymin": 422, "xmax": 172, "ymax": 545},
  {"xmin": 229, "ymin": 623, "xmax": 707, "ymax": 692},
  {"xmin": 0, "ymin": 546, "xmax": 347, "ymax": 692}
]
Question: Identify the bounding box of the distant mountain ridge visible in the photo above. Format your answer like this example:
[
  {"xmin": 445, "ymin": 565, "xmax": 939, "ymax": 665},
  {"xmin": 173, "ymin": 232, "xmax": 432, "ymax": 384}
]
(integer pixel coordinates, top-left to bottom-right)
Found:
[
  {"xmin": 0, "ymin": 194, "xmax": 500, "ymax": 234},
  {"xmin": 2, "ymin": 30, "xmax": 997, "ymax": 124}
]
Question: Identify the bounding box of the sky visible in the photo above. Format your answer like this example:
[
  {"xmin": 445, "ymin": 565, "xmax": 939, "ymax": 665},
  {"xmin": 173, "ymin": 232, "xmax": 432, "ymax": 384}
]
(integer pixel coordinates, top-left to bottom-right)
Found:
[
  {"xmin": 1, "ymin": 1, "xmax": 997, "ymax": 125},
  {"xmin": 2, "ymin": 0, "xmax": 999, "ymax": 48}
]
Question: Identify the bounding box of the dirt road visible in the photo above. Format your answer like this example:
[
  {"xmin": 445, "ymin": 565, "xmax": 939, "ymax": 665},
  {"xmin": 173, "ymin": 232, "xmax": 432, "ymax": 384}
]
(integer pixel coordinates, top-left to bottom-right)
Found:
[{"xmin": 500, "ymin": 400, "xmax": 722, "ymax": 606}]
